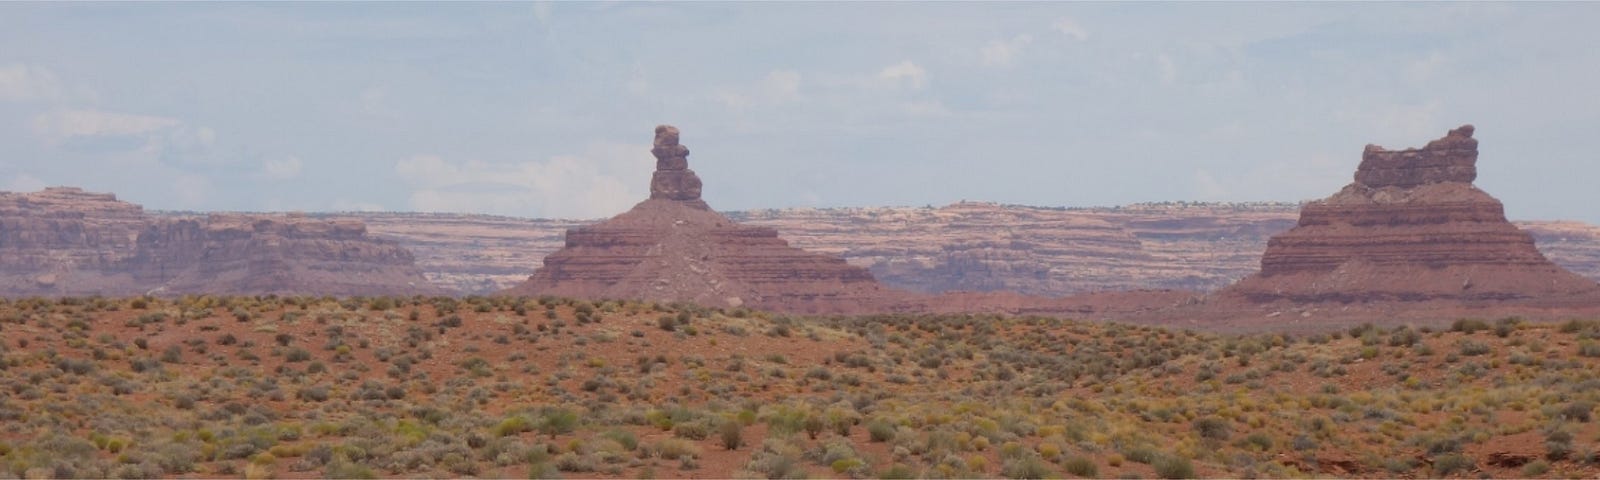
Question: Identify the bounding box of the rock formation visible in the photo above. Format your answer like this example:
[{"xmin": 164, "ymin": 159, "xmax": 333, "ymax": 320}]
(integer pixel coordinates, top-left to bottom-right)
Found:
[
  {"xmin": 0, "ymin": 187, "xmax": 148, "ymax": 295},
  {"xmin": 133, "ymin": 214, "xmax": 441, "ymax": 297},
  {"xmin": 0, "ymin": 187, "xmax": 440, "ymax": 297},
  {"xmin": 348, "ymin": 203, "xmax": 1600, "ymax": 297},
  {"xmin": 1223, "ymin": 125, "xmax": 1600, "ymax": 304},
  {"xmin": 502, "ymin": 125, "xmax": 897, "ymax": 313}
]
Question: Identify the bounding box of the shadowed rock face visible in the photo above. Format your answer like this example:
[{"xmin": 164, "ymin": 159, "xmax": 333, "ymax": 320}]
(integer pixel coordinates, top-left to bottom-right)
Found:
[
  {"xmin": 1225, "ymin": 125, "xmax": 1600, "ymax": 304},
  {"xmin": 0, "ymin": 187, "xmax": 440, "ymax": 297},
  {"xmin": 503, "ymin": 125, "xmax": 897, "ymax": 313}
]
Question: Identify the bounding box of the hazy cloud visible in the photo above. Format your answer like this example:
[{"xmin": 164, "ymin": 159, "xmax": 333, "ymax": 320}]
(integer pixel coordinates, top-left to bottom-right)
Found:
[
  {"xmin": 260, "ymin": 156, "xmax": 304, "ymax": 180},
  {"xmin": 30, "ymin": 109, "xmax": 181, "ymax": 145},
  {"xmin": 0, "ymin": 63, "xmax": 66, "ymax": 102},
  {"xmin": 876, "ymin": 61, "xmax": 927, "ymax": 90},
  {"xmin": 394, "ymin": 143, "xmax": 652, "ymax": 218},
  {"xmin": 1052, "ymin": 17, "xmax": 1089, "ymax": 41},
  {"xmin": 981, "ymin": 35, "xmax": 1034, "ymax": 67}
]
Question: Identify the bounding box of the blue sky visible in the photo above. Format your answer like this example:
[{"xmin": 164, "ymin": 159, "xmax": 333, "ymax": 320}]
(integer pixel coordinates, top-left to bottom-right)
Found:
[{"xmin": 2, "ymin": 3, "xmax": 1598, "ymax": 221}]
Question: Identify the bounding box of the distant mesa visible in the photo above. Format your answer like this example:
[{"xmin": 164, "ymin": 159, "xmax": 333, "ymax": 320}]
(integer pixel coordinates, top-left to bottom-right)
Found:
[
  {"xmin": 1221, "ymin": 124, "xmax": 1600, "ymax": 304},
  {"xmin": 501, "ymin": 125, "xmax": 897, "ymax": 313},
  {"xmin": 0, "ymin": 186, "xmax": 441, "ymax": 297}
]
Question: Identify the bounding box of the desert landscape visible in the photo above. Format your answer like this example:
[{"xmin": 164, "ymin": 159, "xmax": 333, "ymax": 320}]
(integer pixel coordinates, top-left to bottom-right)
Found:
[{"xmin": 6, "ymin": 2, "xmax": 1600, "ymax": 479}]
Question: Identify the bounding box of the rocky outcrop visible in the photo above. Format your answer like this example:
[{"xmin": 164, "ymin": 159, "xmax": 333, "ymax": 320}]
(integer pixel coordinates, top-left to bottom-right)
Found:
[
  {"xmin": 348, "ymin": 203, "xmax": 1600, "ymax": 297},
  {"xmin": 1223, "ymin": 125, "xmax": 1600, "ymax": 304},
  {"xmin": 0, "ymin": 187, "xmax": 440, "ymax": 297},
  {"xmin": 648, "ymin": 125, "xmax": 707, "ymax": 207},
  {"xmin": 502, "ymin": 125, "xmax": 898, "ymax": 313},
  {"xmin": 134, "ymin": 214, "xmax": 441, "ymax": 296},
  {"xmin": 0, "ymin": 187, "xmax": 147, "ymax": 295}
]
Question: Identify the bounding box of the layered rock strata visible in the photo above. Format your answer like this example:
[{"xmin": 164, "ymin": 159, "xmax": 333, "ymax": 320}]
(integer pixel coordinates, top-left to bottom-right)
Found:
[
  {"xmin": 502, "ymin": 125, "xmax": 896, "ymax": 313},
  {"xmin": 0, "ymin": 187, "xmax": 439, "ymax": 297},
  {"xmin": 134, "ymin": 214, "xmax": 440, "ymax": 296},
  {"xmin": 1224, "ymin": 125, "xmax": 1599, "ymax": 303}
]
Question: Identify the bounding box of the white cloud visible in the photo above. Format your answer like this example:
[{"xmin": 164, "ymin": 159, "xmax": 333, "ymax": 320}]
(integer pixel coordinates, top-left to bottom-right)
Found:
[
  {"xmin": 876, "ymin": 60, "xmax": 927, "ymax": 90},
  {"xmin": 0, "ymin": 63, "xmax": 66, "ymax": 102},
  {"xmin": 5, "ymin": 174, "xmax": 48, "ymax": 193},
  {"xmin": 395, "ymin": 142, "xmax": 653, "ymax": 218},
  {"xmin": 261, "ymin": 156, "xmax": 304, "ymax": 180},
  {"xmin": 1156, "ymin": 53, "xmax": 1177, "ymax": 85},
  {"xmin": 715, "ymin": 69, "xmax": 803, "ymax": 109},
  {"xmin": 30, "ymin": 109, "xmax": 182, "ymax": 144},
  {"xmin": 981, "ymin": 34, "xmax": 1034, "ymax": 67},
  {"xmin": 1052, "ymin": 17, "xmax": 1089, "ymax": 41}
]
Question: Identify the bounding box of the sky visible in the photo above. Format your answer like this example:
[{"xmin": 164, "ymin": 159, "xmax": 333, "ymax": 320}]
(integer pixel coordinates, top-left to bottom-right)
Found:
[{"xmin": 1, "ymin": 3, "xmax": 1598, "ymax": 222}]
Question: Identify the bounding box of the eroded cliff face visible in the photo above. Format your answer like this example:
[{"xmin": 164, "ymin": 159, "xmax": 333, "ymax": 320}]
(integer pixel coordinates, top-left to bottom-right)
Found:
[
  {"xmin": 0, "ymin": 187, "xmax": 147, "ymax": 295},
  {"xmin": 501, "ymin": 125, "xmax": 898, "ymax": 313},
  {"xmin": 134, "ymin": 214, "xmax": 440, "ymax": 296},
  {"xmin": 349, "ymin": 204, "xmax": 1600, "ymax": 298},
  {"xmin": 1223, "ymin": 125, "xmax": 1599, "ymax": 304},
  {"xmin": 0, "ymin": 187, "xmax": 440, "ymax": 297}
]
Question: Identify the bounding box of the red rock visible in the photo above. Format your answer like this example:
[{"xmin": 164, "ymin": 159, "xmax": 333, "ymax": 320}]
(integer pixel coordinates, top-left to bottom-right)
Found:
[
  {"xmin": 134, "ymin": 214, "xmax": 444, "ymax": 297},
  {"xmin": 502, "ymin": 125, "xmax": 898, "ymax": 313},
  {"xmin": 0, "ymin": 187, "xmax": 440, "ymax": 297},
  {"xmin": 1223, "ymin": 125, "xmax": 1600, "ymax": 304}
]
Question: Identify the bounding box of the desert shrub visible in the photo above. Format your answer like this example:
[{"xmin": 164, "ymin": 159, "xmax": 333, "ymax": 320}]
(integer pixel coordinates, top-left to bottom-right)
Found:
[
  {"xmin": 538, "ymin": 409, "xmax": 579, "ymax": 438},
  {"xmin": 1562, "ymin": 402, "xmax": 1594, "ymax": 423},
  {"xmin": 1432, "ymin": 454, "xmax": 1473, "ymax": 476},
  {"xmin": 1192, "ymin": 417, "xmax": 1230, "ymax": 441},
  {"xmin": 650, "ymin": 438, "xmax": 701, "ymax": 461},
  {"xmin": 1546, "ymin": 429, "xmax": 1574, "ymax": 460},
  {"xmin": 601, "ymin": 429, "xmax": 638, "ymax": 451},
  {"xmin": 285, "ymin": 348, "xmax": 311, "ymax": 362},
  {"xmin": 494, "ymin": 416, "xmax": 533, "ymax": 437},
  {"xmin": 1152, "ymin": 455, "xmax": 1196, "ymax": 479},
  {"xmin": 719, "ymin": 421, "xmax": 744, "ymax": 450},
  {"xmin": 1458, "ymin": 341, "xmax": 1491, "ymax": 356},
  {"xmin": 1451, "ymin": 319, "xmax": 1490, "ymax": 333},
  {"xmin": 1579, "ymin": 341, "xmax": 1600, "ymax": 358},
  {"xmin": 1522, "ymin": 459, "xmax": 1551, "ymax": 476},
  {"xmin": 1063, "ymin": 456, "xmax": 1098, "ymax": 478},
  {"xmin": 161, "ymin": 345, "xmax": 183, "ymax": 363},
  {"xmin": 867, "ymin": 420, "xmax": 896, "ymax": 442},
  {"xmin": 672, "ymin": 419, "xmax": 711, "ymax": 440},
  {"xmin": 879, "ymin": 464, "xmax": 916, "ymax": 480}
]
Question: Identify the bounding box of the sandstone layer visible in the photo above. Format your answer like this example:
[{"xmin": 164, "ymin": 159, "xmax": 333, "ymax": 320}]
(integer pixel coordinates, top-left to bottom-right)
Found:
[
  {"xmin": 501, "ymin": 126, "xmax": 897, "ymax": 313},
  {"xmin": 1222, "ymin": 125, "xmax": 1600, "ymax": 304},
  {"xmin": 349, "ymin": 204, "xmax": 1600, "ymax": 297},
  {"xmin": 0, "ymin": 187, "xmax": 439, "ymax": 297},
  {"xmin": 135, "ymin": 214, "xmax": 441, "ymax": 297}
]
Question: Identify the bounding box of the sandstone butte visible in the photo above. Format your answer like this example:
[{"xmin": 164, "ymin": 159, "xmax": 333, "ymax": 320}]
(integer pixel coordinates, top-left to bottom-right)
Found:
[
  {"xmin": 500, "ymin": 125, "xmax": 903, "ymax": 313},
  {"xmin": 1218, "ymin": 125, "xmax": 1600, "ymax": 306},
  {"xmin": 0, "ymin": 187, "xmax": 441, "ymax": 297}
]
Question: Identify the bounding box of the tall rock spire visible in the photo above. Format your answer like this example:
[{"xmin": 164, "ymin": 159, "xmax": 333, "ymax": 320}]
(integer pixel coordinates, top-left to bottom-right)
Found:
[{"xmin": 648, "ymin": 125, "xmax": 706, "ymax": 207}]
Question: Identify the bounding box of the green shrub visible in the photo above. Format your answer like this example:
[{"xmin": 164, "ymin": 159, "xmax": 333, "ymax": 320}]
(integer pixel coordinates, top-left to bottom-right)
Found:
[
  {"xmin": 1063, "ymin": 456, "xmax": 1098, "ymax": 478},
  {"xmin": 867, "ymin": 420, "xmax": 896, "ymax": 443},
  {"xmin": 1153, "ymin": 455, "xmax": 1196, "ymax": 479},
  {"xmin": 1432, "ymin": 454, "xmax": 1473, "ymax": 476},
  {"xmin": 880, "ymin": 464, "xmax": 916, "ymax": 480},
  {"xmin": 538, "ymin": 409, "xmax": 579, "ymax": 438}
]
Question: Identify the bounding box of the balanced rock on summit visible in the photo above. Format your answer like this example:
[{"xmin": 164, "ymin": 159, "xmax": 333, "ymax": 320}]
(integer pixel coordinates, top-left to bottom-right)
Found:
[
  {"xmin": 502, "ymin": 125, "xmax": 896, "ymax": 313},
  {"xmin": 1222, "ymin": 125, "xmax": 1600, "ymax": 304}
]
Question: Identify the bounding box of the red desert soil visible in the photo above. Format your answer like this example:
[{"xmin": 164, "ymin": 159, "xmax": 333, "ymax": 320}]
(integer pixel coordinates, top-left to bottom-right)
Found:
[{"xmin": 2, "ymin": 296, "xmax": 1600, "ymax": 479}]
